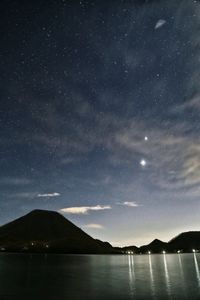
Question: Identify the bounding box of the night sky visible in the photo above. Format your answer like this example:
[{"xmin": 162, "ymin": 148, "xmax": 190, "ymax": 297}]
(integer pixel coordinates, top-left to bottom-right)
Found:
[{"xmin": 1, "ymin": 0, "xmax": 200, "ymax": 246}]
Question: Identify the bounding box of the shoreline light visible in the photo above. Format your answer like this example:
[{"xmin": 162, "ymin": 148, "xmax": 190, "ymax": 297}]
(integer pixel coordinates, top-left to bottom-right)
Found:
[
  {"xmin": 193, "ymin": 249, "xmax": 196, "ymax": 253},
  {"xmin": 162, "ymin": 250, "xmax": 166, "ymax": 254}
]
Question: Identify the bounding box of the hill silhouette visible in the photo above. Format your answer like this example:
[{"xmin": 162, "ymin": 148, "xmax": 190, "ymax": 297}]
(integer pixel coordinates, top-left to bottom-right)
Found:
[
  {"xmin": 139, "ymin": 239, "xmax": 168, "ymax": 253},
  {"xmin": 123, "ymin": 232, "xmax": 200, "ymax": 254},
  {"xmin": 0, "ymin": 209, "xmax": 116, "ymax": 254},
  {"xmin": 168, "ymin": 231, "xmax": 200, "ymax": 252},
  {"xmin": 0, "ymin": 210, "xmax": 199, "ymax": 254}
]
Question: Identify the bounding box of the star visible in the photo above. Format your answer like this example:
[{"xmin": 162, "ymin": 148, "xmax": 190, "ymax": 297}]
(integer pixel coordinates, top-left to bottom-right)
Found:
[
  {"xmin": 140, "ymin": 159, "xmax": 147, "ymax": 167},
  {"xmin": 144, "ymin": 136, "xmax": 148, "ymax": 141}
]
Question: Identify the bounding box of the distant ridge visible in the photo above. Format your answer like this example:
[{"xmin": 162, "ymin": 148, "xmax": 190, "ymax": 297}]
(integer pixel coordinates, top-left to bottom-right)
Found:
[
  {"xmin": 122, "ymin": 232, "xmax": 200, "ymax": 254},
  {"xmin": 139, "ymin": 239, "xmax": 168, "ymax": 253},
  {"xmin": 0, "ymin": 210, "xmax": 199, "ymax": 254}
]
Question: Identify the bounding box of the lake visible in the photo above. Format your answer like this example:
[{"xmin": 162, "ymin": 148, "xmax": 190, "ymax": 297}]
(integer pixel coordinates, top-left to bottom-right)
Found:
[{"xmin": 0, "ymin": 253, "xmax": 199, "ymax": 299}]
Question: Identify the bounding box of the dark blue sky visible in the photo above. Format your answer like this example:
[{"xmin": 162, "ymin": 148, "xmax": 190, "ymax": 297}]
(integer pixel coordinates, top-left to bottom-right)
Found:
[{"xmin": 1, "ymin": 0, "xmax": 200, "ymax": 246}]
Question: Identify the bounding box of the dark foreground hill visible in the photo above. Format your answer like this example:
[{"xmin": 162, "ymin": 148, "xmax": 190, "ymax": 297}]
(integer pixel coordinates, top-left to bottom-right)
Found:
[{"xmin": 0, "ymin": 209, "xmax": 117, "ymax": 254}]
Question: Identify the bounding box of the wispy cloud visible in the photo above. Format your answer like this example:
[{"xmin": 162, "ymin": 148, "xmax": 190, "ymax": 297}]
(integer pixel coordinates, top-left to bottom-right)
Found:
[
  {"xmin": 60, "ymin": 157, "xmax": 79, "ymax": 165},
  {"xmin": 59, "ymin": 205, "xmax": 111, "ymax": 214},
  {"xmin": 121, "ymin": 201, "xmax": 140, "ymax": 207},
  {"xmin": 155, "ymin": 19, "xmax": 166, "ymax": 29},
  {"xmin": 171, "ymin": 94, "xmax": 200, "ymax": 114},
  {"xmin": 0, "ymin": 177, "xmax": 31, "ymax": 186},
  {"xmin": 37, "ymin": 192, "xmax": 60, "ymax": 197},
  {"xmin": 5, "ymin": 192, "xmax": 37, "ymax": 199},
  {"xmin": 3, "ymin": 1, "xmax": 200, "ymax": 202},
  {"xmin": 84, "ymin": 223, "xmax": 104, "ymax": 229},
  {"xmin": 108, "ymin": 119, "xmax": 200, "ymax": 192}
]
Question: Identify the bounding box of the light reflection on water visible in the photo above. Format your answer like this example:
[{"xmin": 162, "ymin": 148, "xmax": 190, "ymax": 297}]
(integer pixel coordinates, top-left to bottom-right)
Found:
[
  {"xmin": 178, "ymin": 253, "xmax": 187, "ymax": 297},
  {"xmin": 194, "ymin": 253, "xmax": 200, "ymax": 287},
  {"xmin": 178, "ymin": 253, "xmax": 184, "ymax": 278},
  {"xmin": 163, "ymin": 253, "xmax": 171, "ymax": 297},
  {"xmin": 0, "ymin": 253, "xmax": 200, "ymax": 299},
  {"xmin": 128, "ymin": 254, "xmax": 135, "ymax": 296},
  {"xmin": 148, "ymin": 254, "xmax": 156, "ymax": 299}
]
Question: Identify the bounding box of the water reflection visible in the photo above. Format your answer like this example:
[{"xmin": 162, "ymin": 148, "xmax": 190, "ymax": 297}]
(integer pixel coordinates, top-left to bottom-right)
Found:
[
  {"xmin": 128, "ymin": 254, "xmax": 135, "ymax": 296},
  {"xmin": 193, "ymin": 253, "xmax": 200, "ymax": 287},
  {"xmin": 178, "ymin": 254, "xmax": 183, "ymax": 276},
  {"xmin": 148, "ymin": 254, "xmax": 156, "ymax": 298},
  {"xmin": 1, "ymin": 254, "xmax": 200, "ymax": 299},
  {"xmin": 178, "ymin": 254, "xmax": 187, "ymax": 297},
  {"xmin": 163, "ymin": 254, "xmax": 171, "ymax": 297}
]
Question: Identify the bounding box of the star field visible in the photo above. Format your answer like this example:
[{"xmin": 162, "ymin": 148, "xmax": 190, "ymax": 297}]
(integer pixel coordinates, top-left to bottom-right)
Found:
[{"xmin": 1, "ymin": 0, "xmax": 200, "ymax": 246}]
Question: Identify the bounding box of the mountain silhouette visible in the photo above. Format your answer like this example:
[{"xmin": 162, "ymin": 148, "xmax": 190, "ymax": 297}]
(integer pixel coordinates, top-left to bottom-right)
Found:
[
  {"xmin": 168, "ymin": 231, "xmax": 200, "ymax": 252},
  {"xmin": 139, "ymin": 239, "xmax": 168, "ymax": 253},
  {"xmin": 0, "ymin": 210, "xmax": 199, "ymax": 254},
  {"xmin": 0, "ymin": 209, "xmax": 116, "ymax": 254},
  {"xmin": 124, "ymin": 232, "xmax": 200, "ymax": 254}
]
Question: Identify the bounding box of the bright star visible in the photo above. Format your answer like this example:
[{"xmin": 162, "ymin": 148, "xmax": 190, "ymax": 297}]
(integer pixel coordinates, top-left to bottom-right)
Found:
[
  {"xmin": 144, "ymin": 136, "xmax": 148, "ymax": 141},
  {"xmin": 140, "ymin": 159, "xmax": 147, "ymax": 167}
]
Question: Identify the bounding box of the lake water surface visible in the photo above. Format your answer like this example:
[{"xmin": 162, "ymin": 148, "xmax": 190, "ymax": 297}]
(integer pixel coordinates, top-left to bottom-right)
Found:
[{"xmin": 0, "ymin": 253, "xmax": 200, "ymax": 299}]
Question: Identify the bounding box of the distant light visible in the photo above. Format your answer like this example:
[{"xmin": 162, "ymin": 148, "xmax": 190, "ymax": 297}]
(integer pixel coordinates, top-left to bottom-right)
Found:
[
  {"xmin": 148, "ymin": 251, "xmax": 151, "ymax": 255},
  {"xmin": 46, "ymin": 244, "xmax": 49, "ymax": 248},
  {"xmin": 177, "ymin": 250, "xmax": 180, "ymax": 254},
  {"xmin": 162, "ymin": 250, "xmax": 166, "ymax": 254},
  {"xmin": 140, "ymin": 159, "xmax": 147, "ymax": 167},
  {"xmin": 193, "ymin": 249, "xmax": 196, "ymax": 253},
  {"xmin": 31, "ymin": 242, "xmax": 34, "ymax": 246},
  {"xmin": 144, "ymin": 136, "xmax": 148, "ymax": 141}
]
